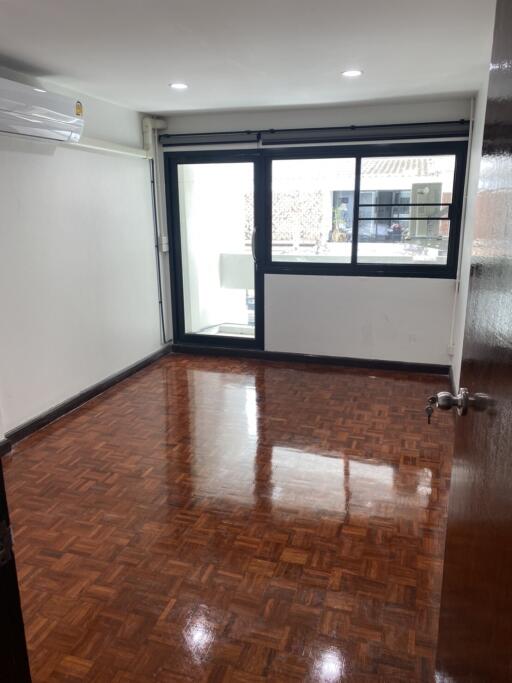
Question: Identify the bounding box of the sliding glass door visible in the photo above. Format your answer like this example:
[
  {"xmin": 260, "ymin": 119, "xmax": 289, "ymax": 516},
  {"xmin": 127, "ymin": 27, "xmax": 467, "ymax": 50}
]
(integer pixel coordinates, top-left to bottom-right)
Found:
[{"xmin": 168, "ymin": 154, "xmax": 263, "ymax": 347}]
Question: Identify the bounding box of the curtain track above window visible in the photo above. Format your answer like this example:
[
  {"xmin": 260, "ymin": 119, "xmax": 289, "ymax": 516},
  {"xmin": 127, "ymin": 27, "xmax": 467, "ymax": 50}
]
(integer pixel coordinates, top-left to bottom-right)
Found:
[{"xmin": 160, "ymin": 120, "xmax": 470, "ymax": 148}]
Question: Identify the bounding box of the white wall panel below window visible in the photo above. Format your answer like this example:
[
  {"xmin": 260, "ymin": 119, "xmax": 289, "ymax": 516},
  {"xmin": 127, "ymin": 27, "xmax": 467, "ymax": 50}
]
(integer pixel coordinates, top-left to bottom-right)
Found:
[{"xmin": 265, "ymin": 274, "xmax": 454, "ymax": 365}]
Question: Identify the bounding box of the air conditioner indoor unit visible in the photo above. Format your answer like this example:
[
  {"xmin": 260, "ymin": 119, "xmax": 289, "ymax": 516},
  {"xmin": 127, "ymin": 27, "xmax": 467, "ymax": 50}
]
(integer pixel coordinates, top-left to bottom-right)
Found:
[{"xmin": 0, "ymin": 77, "xmax": 84, "ymax": 143}]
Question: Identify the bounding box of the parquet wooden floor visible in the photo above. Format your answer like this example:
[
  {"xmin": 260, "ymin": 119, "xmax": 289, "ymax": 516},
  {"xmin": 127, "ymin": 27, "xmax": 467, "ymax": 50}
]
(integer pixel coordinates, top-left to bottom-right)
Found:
[{"xmin": 3, "ymin": 354, "xmax": 454, "ymax": 682}]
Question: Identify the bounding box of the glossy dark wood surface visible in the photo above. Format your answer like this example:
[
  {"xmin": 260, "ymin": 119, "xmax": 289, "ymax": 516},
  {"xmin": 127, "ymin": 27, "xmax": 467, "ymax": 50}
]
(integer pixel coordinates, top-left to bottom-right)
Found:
[
  {"xmin": 436, "ymin": 1, "xmax": 512, "ymax": 680},
  {"xmin": 0, "ymin": 454, "xmax": 32, "ymax": 682},
  {"xmin": 4, "ymin": 355, "xmax": 453, "ymax": 682}
]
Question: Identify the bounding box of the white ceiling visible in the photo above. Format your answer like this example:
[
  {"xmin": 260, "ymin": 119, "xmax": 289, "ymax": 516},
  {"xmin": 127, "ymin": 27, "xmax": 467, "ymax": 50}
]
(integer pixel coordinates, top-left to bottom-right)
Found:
[{"xmin": 0, "ymin": 0, "xmax": 495, "ymax": 114}]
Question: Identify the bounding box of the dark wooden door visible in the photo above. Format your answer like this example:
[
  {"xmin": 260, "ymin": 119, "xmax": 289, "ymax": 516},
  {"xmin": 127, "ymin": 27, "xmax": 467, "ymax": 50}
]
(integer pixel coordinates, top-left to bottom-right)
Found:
[
  {"xmin": 436, "ymin": 1, "xmax": 512, "ymax": 680},
  {"xmin": 0, "ymin": 457, "xmax": 31, "ymax": 682}
]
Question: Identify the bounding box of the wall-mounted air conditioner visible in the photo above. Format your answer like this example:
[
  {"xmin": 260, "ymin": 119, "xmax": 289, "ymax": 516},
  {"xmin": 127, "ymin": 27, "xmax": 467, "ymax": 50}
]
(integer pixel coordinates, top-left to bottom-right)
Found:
[{"xmin": 0, "ymin": 77, "xmax": 84, "ymax": 143}]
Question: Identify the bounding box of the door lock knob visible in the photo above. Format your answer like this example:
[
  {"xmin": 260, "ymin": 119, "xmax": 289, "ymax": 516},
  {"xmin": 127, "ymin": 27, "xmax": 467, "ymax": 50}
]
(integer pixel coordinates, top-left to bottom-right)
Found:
[
  {"xmin": 425, "ymin": 388, "xmax": 492, "ymax": 423},
  {"xmin": 435, "ymin": 388, "xmax": 470, "ymax": 415}
]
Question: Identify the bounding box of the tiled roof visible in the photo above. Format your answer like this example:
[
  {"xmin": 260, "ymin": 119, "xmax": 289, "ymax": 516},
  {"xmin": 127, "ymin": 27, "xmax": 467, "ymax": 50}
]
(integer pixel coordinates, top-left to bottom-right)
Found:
[{"xmin": 362, "ymin": 157, "xmax": 450, "ymax": 178}]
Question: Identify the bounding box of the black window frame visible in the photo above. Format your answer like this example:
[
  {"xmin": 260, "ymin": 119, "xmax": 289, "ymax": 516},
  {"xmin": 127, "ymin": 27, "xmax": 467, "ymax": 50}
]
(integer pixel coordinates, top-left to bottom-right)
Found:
[
  {"xmin": 263, "ymin": 140, "xmax": 468, "ymax": 279},
  {"xmin": 164, "ymin": 150, "xmax": 266, "ymax": 349},
  {"xmin": 164, "ymin": 141, "xmax": 468, "ymax": 350}
]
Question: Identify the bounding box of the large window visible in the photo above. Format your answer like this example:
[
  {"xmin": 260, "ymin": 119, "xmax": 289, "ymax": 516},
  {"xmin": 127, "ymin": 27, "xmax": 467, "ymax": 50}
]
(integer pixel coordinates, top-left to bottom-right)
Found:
[{"xmin": 268, "ymin": 143, "xmax": 466, "ymax": 277}]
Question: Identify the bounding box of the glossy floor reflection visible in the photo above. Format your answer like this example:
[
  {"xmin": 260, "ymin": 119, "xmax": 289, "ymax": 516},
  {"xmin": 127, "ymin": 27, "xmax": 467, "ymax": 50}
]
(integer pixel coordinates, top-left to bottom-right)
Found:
[{"xmin": 3, "ymin": 354, "xmax": 454, "ymax": 682}]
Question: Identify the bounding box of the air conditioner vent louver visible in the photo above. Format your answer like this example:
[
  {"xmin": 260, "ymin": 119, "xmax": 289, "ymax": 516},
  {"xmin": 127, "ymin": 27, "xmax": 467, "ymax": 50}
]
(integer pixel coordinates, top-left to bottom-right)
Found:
[{"xmin": 0, "ymin": 77, "xmax": 84, "ymax": 143}]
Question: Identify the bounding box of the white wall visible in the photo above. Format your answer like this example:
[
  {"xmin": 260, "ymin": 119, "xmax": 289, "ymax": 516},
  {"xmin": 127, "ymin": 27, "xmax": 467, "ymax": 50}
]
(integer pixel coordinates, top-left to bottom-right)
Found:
[
  {"xmin": 451, "ymin": 87, "xmax": 489, "ymax": 388},
  {"xmin": 70, "ymin": 94, "xmax": 143, "ymax": 147},
  {"xmin": 265, "ymin": 275, "xmax": 454, "ymax": 364},
  {"xmin": 0, "ymin": 87, "xmax": 162, "ymax": 436},
  {"xmin": 165, "ymin": 97, "xmax": 471, "ymax": 133}
]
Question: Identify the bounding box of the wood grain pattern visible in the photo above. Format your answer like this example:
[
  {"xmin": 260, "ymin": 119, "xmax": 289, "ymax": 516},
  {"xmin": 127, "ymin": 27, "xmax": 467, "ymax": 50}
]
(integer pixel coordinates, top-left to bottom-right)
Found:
[
  {"xmin": 436, "ymin": 1, "xmax": 512, "ymax": 679},
  {"xmin": 3, "ymin": 355, "xmax": 454, "ymax": 682}
]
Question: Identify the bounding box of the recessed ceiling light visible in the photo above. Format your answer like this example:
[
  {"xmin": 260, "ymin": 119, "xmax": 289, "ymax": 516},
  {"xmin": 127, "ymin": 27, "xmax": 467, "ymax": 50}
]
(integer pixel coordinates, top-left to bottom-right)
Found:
[
  {"xmin": 33, "ymin": 87, "xmax": 47, "ymax": 93},
  {"xmin": 341, "ymin": 70, "xmax": 363, "ymax": 78},
  {"xmin": 170, "ymin": 82, "xmax": 188, "ymax": 90}
]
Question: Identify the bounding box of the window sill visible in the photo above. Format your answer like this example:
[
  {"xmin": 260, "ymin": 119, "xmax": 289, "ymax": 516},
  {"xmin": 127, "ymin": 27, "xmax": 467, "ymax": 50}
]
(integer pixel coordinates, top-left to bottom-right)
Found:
[{"xmin": 263, "ymin": 262, "xmax": 456, "ymax": 279}]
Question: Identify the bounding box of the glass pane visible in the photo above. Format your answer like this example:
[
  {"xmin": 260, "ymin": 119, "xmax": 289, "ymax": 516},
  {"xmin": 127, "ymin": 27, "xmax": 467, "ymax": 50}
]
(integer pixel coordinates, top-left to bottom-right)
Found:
[
  {"xmin": 359, "ymin": 205, "xmax": 449, "ymax": 221},
  {"xmin": 272, "ymin": 158, "xmax": 356, "ymax": 263},
  {"xmin": 358, "ymin": 155, "xmax": 456, "ymax": 265},
  {"xmin": 357, "ymin": 220, "xmax": 449, "ymax": 264},
  {"xmin": 360, "ymin": 155, "xmax": 456, "ymax": 203},
  {"xmin": 178, "ymin": 162, "xmax": 255, "ymax": 338}
]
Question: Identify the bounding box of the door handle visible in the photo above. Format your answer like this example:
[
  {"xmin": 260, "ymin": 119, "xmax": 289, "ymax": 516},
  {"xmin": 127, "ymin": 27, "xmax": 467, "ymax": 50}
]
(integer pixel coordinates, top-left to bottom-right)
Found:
[{"xmin": 425, "ymin": 388, "xmax": 492, "ymax": 423}]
